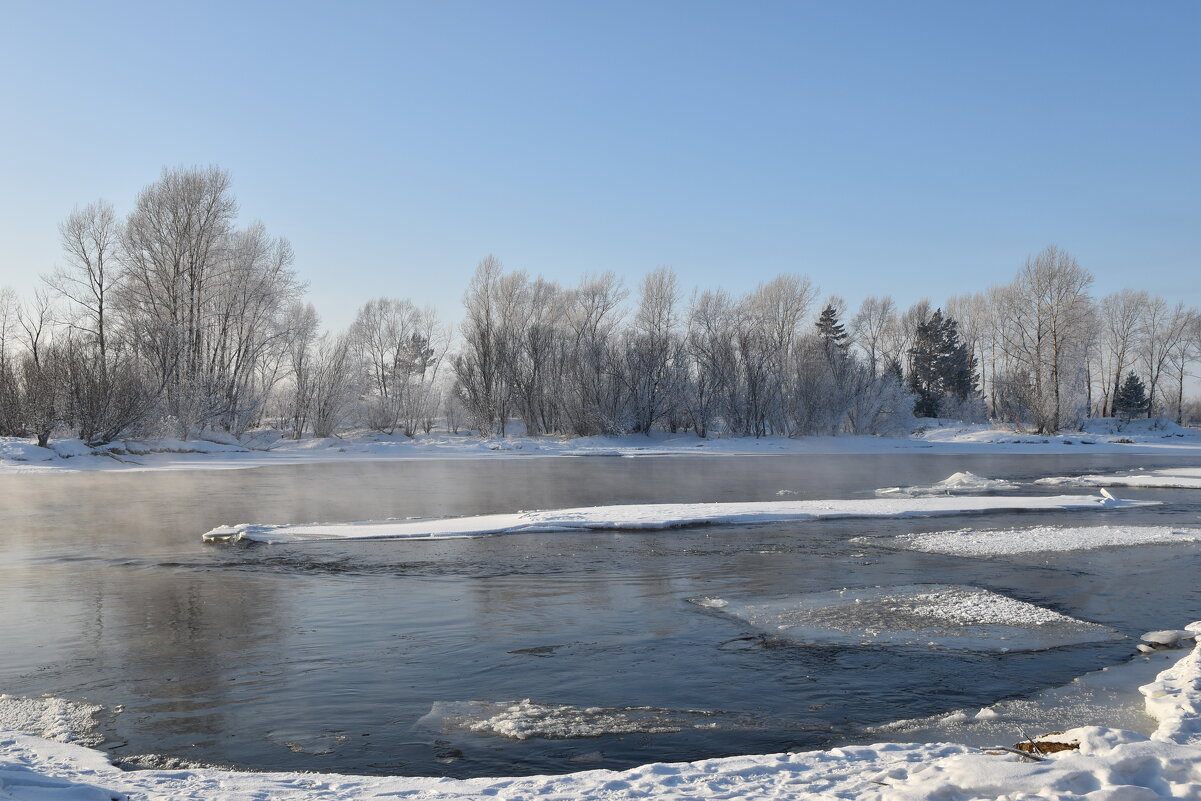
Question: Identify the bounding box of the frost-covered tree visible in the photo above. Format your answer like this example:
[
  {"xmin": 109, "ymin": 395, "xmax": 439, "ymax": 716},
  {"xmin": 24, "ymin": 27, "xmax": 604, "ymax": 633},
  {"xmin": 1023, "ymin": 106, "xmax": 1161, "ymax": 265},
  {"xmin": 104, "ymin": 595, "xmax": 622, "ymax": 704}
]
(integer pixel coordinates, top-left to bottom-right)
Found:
[
  {"xmin": 559, "ymin": 273, "xmax": 627, "ymax": 436},
  {"xmin": 624, "ymin": 267, "xmax": 684, "ymax": 434},
  {"xmin": 1138, "ymin": 297, "xmax": 1193, "ymax": 418},
  {"xmin": 454, "ymin": 256, "xmax": 514, "ymax": 436},
  {"xmin": 850, "ymin": 295, "xmax": 897, "ymax": 378},
  {"xmin": 995, "ymin": 246, "xmax": 1095, "ymax": 433},
  {"xmin": 1094, "ymin": 290, "xmax": 1150, "ymax": 417},
  {"xmin": 352, "ymin": 298, "xmax": 448, "ymax": 436}
]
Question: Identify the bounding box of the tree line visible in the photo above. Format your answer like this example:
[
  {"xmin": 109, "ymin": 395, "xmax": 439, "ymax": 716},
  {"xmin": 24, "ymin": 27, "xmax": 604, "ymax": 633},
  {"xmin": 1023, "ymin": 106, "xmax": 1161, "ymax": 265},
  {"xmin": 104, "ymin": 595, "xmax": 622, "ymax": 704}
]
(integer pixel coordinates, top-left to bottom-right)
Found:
[{"xmin": 1, "ymin": 167, "xmax": 1198, "ymax": 446}]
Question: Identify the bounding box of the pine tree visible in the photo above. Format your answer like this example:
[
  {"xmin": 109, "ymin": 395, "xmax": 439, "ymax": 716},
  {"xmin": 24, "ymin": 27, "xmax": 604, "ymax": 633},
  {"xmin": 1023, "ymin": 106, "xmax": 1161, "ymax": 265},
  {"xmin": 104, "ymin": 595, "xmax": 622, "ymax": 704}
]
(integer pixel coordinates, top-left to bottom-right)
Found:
[
  {"xmin": 815, "ymin": 304, "xmax": 849, "ymax": 364},
  {"xmin": 907, "ymin": 309, "xmax": 980, "ymax": 418},
  {"xmin": 1113, "ymin": 371, "xmax": 1149, "ymax": 421}
]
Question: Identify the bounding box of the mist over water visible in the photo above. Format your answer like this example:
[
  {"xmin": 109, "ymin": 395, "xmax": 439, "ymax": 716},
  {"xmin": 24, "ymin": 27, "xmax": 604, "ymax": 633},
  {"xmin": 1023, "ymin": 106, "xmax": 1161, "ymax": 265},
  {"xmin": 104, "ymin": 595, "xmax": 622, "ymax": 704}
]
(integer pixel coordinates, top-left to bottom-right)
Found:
[{"xmin": 2, "ymin": 453, "xmax": 1200, "ymax": 777}]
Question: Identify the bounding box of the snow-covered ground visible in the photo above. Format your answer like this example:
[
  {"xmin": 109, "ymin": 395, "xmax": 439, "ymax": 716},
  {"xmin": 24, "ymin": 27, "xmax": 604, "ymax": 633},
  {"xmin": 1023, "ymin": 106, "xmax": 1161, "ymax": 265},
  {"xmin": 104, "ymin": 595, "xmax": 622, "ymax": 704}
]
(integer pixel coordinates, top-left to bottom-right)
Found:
[
  {"xmin": 4, "ymin": 624, "xmax": 1201, "ymax": 800},
  {"xmin": 201, "ymin": 494, "xmax": 1151, "ymax": 543},
  {"xmin": 2, "ymin": 418, "xmax": 1200, "ymax": 475}
]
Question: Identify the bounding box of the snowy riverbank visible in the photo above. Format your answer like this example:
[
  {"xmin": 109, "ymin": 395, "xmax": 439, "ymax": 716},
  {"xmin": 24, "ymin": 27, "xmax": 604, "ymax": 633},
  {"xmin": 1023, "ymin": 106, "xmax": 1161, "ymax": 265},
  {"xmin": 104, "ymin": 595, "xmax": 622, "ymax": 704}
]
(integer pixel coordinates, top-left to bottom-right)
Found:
[
  {"xmin": 3, "ymin": 624, "xmax": 1201, "ymax": 800},
  {"xmin": 2, "ymin": 419, "xmax": 1200, "ymax": 475}
]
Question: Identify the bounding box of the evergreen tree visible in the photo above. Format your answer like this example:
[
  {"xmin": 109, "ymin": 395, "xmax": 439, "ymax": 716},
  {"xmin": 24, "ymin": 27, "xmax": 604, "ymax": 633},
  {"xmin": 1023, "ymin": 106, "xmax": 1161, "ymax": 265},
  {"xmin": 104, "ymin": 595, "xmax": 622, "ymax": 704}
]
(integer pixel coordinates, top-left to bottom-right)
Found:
[
  {"xmin": 907, "ymin": 309, "xmax": 980, "ymax": 418},
  {"xmin": 1113, "ymin": 371, "xmax": 1149, "ymax": 421},
  {"xmin": 815, "ymin": 304, "xmax": 849, "ymax": 363},
  {"xmin": 908, "ymin": 313, "xmax": 944, "ymax": 417}
]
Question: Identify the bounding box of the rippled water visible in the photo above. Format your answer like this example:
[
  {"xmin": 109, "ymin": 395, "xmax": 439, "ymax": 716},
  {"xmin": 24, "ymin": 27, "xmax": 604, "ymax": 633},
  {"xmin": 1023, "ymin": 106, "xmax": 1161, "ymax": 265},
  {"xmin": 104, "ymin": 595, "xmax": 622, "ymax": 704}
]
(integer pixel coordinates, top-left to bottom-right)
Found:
[{"xmin": 1, "ymin": 452, "xmax": 1200, "ymax": 777}]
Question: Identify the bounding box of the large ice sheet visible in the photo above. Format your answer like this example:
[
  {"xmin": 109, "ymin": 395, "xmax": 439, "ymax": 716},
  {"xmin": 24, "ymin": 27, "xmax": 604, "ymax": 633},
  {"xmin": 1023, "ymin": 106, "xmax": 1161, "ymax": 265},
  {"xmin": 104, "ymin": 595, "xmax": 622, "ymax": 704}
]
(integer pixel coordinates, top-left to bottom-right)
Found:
[
  {"xmin": 202, "ymin": 494, "xmax": 1151, "ymax": 543},
  {"xmin": 869, "ymin": 525, "xmax": 1201, "ymax": 557},
  {"xmin": 699, "ymin": 584, "xmax": 1118, "ymax": 652},
  {"xmin": 876, "ymin": 471, "xmax": 1018, "ymax": 497}
]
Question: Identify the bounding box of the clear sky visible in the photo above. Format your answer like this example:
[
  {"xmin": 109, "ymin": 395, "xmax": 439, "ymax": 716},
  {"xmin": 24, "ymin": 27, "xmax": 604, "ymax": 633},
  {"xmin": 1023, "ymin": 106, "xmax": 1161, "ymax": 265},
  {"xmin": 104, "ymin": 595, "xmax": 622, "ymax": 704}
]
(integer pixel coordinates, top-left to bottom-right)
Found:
[{"xmin": 1, "ymin": 0, "xmax": 1197, "ymax": 331}]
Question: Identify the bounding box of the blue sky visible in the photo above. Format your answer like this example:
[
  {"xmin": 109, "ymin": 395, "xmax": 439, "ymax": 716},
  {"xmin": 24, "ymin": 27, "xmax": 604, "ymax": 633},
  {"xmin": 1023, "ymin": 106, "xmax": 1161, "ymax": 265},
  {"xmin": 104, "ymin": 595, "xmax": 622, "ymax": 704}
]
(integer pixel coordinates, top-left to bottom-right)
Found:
[{"xmin": 1, "ymin": 0, "xmax": 1197, "ymax": 330}]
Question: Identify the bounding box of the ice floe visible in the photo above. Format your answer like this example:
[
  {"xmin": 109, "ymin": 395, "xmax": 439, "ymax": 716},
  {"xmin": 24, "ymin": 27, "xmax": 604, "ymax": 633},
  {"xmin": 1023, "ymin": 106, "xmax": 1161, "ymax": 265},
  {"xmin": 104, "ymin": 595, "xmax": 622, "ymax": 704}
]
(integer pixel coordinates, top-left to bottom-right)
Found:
[
  {"xmin": 876, "ymin": 471, "xmax": 1018, "ymax": 497},
  {"xmin": 1037, "ymin": 466, "xmax": 1201, "ymax": 490},
  {"xmin": 202, "ymin": 494, "xmax": 1151, "ymax": 543},
  {"xmin": 418, "ymin": 700, "xmax": 748, "ymax": 740},
  {"xmin": 869, "ymin": 525, "xmax": 1201, "ymax": 557},
  {"xmin": 693, "ymin": 584, "xmax": 1117, "ymax": 651}
]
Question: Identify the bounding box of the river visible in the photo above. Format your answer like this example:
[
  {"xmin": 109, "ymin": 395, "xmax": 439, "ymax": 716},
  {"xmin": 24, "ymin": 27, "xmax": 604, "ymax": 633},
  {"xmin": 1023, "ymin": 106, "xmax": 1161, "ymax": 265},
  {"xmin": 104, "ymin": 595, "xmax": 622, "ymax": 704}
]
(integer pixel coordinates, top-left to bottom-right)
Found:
[{"xmin": 1, "ymin": 452, "xmax": 1199, "ymax": 777}]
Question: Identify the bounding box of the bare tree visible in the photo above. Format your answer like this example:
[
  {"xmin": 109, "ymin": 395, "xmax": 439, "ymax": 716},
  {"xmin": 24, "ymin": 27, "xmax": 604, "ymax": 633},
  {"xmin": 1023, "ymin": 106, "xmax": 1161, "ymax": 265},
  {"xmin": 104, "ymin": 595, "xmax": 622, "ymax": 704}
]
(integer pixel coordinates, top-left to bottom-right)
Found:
[
  {"xmin": 309, "ymin": 331, "xmax": 356, "ymax": 438},
  {"xmin": 1138, "ymin": 297, "xmax": 1193, "ymax": 417},
  {"xmin": 118, "ymin": 166, "xmax": 237, "ymax": 435},
  {"xmin": 1165, "ymin": 311, "xmax": 1201, "ymax": 424},
  {"xmin": 996, "ymin": 246, "xmax": 1095, "ymax": 433},
  {"xmin": 454, "ymin": 256, "xmax": 512, "ymax": 436},
  {"xmin": 16, "ymin": 289, "xmax": 56, "ymax": 368},
  {"xmin": 1095, "ymin": 289, "xmax": 1150, "ymax": 417},
  {"xmin": 850, "ymin": 295, "xmax": 897, "ymax": 378},
  {"xmin": 560, "ymin": 272, "xmax": 627, "ymax": 435},
  {"xmin": 283, "ymin": 302, "xmax": 321, "ymax": 439},
  {"xmin": 624, "ymin": 267, "xmax": 684, "ymax": 434},
  {"xmin": 684, "ymin": 289, "xmax": 738, "ymax": 437},
  {"xmin": 48, "ymin": 201, "xmax": 123, "ymax": 363}
]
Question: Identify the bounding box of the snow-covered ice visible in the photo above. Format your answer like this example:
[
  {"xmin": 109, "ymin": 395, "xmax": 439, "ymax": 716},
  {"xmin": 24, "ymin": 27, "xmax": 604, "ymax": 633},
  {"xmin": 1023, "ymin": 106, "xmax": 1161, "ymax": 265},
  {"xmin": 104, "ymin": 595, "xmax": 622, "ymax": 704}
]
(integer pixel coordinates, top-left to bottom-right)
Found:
[
  {"xmin": 202, "ymin": 494, "xmax": 1151, "ymax": 543},
  {"xmin": 876, "ymin": 471, "xmax": 1019, "ymax": 497},
  {"xmin": 6, "ymin": 625, "xmax": 1201, "ymax": 799},
  {"xmin": 1038, "ymin": 466, "xmax": 1201, "ymax": 490},
  {"xmin": 694, "ymin": 584, "xmax": 1117, "ymax": 651},
  {"xmin": 870, "ymin": 524, "xmax": 1201, "ymax": 557}
]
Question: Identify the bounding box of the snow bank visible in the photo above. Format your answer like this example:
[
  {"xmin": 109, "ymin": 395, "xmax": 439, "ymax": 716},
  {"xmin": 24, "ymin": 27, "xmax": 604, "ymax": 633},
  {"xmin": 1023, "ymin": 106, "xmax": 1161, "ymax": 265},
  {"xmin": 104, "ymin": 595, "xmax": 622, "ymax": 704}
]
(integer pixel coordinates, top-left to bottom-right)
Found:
[
  {"xmin": 5, "ymin": 630, "xmax": 1201, "ymax": 799},
  {"xmin": 1038, "ymin": 467, "xmax": 1201, "ymax": 490},
  {"xmin": 698, "ymin": 584, "xmax": 1117, "ymax": 651},
  {"xmin": 4, "ymin": 418, "xmax": 1201, "ymax": 476},
  {"xmin": 870, "ymin": 650, "xmax": 1182, "ymax": 746},
  {"xmin": 876, "ymin": 471, "xmax": 1018, "ymax": 497},
  {"xmin": 871, "ymin": 525, "xmax": 1201, "ymax": 557},
  {"xmin": 202, "ymin": 494, "xmax": 1152, "ymax": 543},
  {"xmin": 1142, "ymin": 622, "xmax": 1201, "ymax": 743},
  {"xmin": 916, "ymin": 417, "xmax": 1201, "ymax": 451},
  {"xmin": 0, "ymin": 696, "xmax": 103, "ymax": 747}
]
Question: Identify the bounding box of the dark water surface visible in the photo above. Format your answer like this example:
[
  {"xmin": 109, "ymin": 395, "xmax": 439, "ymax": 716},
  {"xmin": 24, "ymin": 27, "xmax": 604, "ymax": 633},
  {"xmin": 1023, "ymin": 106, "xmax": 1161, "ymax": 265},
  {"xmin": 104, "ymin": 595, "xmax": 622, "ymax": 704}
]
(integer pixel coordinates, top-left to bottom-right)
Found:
[{"xmin": 2, "ymin": 452, "xmax": 1201, "ymax": 777}]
